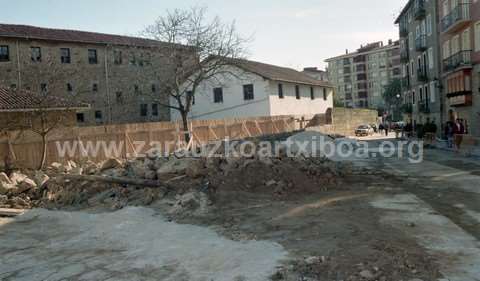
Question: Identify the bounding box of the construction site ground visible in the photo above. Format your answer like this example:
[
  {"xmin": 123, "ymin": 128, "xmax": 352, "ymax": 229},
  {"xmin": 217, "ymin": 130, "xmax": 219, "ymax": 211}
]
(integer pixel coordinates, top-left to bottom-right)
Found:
[{"xmin": 1, "ymin": 131, "xmax": 480, "ymax": 281}]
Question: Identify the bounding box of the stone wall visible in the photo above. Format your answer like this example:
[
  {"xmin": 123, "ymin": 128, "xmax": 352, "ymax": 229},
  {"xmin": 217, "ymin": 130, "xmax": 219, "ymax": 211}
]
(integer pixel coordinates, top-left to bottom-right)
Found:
[
  {"xmin": 332, "ymin": 108, "xmax": 378, "ymax": 136},
  {"xmin": 306, "ymin": 108, "xmax": 378, "ymax": 136}
]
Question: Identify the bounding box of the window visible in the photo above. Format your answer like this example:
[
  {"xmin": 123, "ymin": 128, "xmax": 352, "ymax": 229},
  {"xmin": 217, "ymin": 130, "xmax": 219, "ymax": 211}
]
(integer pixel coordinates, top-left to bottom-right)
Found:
[
  {"xmin": 213, "ymin": 87, "xmax": 223, "ymax": 103},
  {"xmin": 92, "ymin": 83, "xmax": 98, "ymax": 92},
  {"xmin": 41, "ymin": 83, "xmax": 47, "ymax": 92},
  {"xmin": 60, "ymin": 48, "xmax": 71, "ymax": 64},
  {"xmin": 323, "ymin": 88, "xmax": 327, "ymax": 101},
  {"xmin": 76, "ymin": 113, "xmax": 85, "ymax": 123},
  {"xmin": 130, "ymin": 53, "xmax": 136, "ymax": 65},
  {"xmin": 412, "ymin": 90, "xmax": 416, "ymax": 104},
  {"xmin": 427, "ymin": 14, "xmax": 432, "ymax": 36},
  {"xmin": 151, "ymin": 84, "xmax": 156, "ymax": 93},
  {"xmin": 430, "ymin": 81, "xmax": 436, "ymax": 103},
  {"xmin": 462, "ymin": 28, "xmax": 471, "ymax": 51},
  {"xmin": 243, "ymin": 84, "xmax": 254, "ymax": 100},
  {"xmin": 134, "ymin": 84, "xmax": 139, "ymax": 92},
  {"xmin": 114, "ymin": 50, "xmax": 122, "ymax": 64},
  {"xmin": 310, "ymin": 87, "xmax": 315, "ymax": 100},
  {"xmin": 152, "ymin": 104, "xmax": 159, "ymax": 116},
  {"xmin": 295, "ymin": 85, "xmax": 300, "ymax": 100},
  {"xmin": 278, "ymin": 84, "xmax": 284, "ymax": 99},
  {"xmin": 0, "ymin": 45, "xmax": 9, "ymax": 62},
  {"xmin": 95, "ymin": 111, "xmax": 103, "ymax": 121},
  {"xmin": 31, "ymin": 47, "xmax": 41, "ymax": 62},
  {"xmin": 116, "ymin": 92, "xmax": 123, "ymax": 104},
  {"xmin": 443, "ymin": 40, "xmax": 451, "ymax": 59},
  {"xmin": 475, "ymin": 22, "xmax": 480, "ymax": 52},
  {"xmin": 88, "ymin": 49, "xmax": 98, "ymax": 64},
  {"xmin": 67, "ymin": 83, "xmax": 73, "ymax": 92},
  {"xmin": 10, "ymin": 84, "xmax": 16, "ymax": 90},
  {"xmin": 140, "ymin": 104, "xmax": 148, "ymax": 117},
  {"xmin": 428, "ymin": 48, "xmax": 434, "ymax": 69}
]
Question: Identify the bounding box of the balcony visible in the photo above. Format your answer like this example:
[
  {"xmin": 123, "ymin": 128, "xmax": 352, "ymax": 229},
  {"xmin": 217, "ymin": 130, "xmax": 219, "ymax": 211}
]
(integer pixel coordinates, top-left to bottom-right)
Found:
[
  {"xmin": 400, "ymin": 49, "xmax": 409, "ymax": 63},
  {"xmin": 358, "ymin": 91, "xmax": 368, "ymax": 99},
  {"xmin": 443, "ymin": 50, "xmax": 472, "ymax": 73},
  {"xmin": 345, "ymin": 93, "xmax": 353, "ymax": 100},
  {"xmin": 418, "ymin": 101, "xmax": 430, "ymax": 114},
  {"xmin": 417, "ymin": 69, "xmax": 428, "ymax": 82},
  {"xmin": 356, "ymin": 65, "xmax": 366, "ymax": 73},
  {"xmin": 441, "ymin": 3, "xmax": 471, "ymax": 34},
  {"xmin": 357, "ymin": 74, "xmax": 367, "ymax": 81},
  {"xmin": 353, "ymin": 55, "xmax": 366, "ymax": 63},
  {"xmin": 415, "ymin": 35, "xmax": 427, "ymax": 52},
  {"xmin": 343, "ymin": 58, "xmax": 351, "ymax": 66},
  {"xmin": 401, "ymin": 77, "xmax": 411, "ymax": 89},
  {"xmin": 414, "ymin": 0, "xmax": 426, "ymax": 20}
]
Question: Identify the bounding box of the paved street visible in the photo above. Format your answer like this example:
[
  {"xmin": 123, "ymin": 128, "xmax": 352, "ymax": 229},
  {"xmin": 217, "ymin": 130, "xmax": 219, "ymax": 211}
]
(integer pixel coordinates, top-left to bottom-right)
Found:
[{"xmin": 343, "ymin": 136, "xmax": 480, "ymax": 281}]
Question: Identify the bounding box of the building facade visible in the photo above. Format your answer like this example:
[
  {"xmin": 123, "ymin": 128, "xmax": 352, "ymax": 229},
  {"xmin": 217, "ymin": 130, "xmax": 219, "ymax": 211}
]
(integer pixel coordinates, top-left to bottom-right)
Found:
[
  {"xmin": 170, "ymin": 59, "xmax": 334, "ymax": 121},
  {"xmin": 396, "ymin": 0, "xmax": 443, "ymax": 130},
  {"xmin": 438, "ymin": 0, "xmax": 480, "ymax": 136},
  {"xmin": 325, "ymin": 40, "xmax": 401, "ymax": 110},
  {"xmin": 0, "ymin": 24, "xmax": 191, "ymax": 126},
  {"xmin": 302, "ymin": 67, "xmax": 329, "ymax": 82}
]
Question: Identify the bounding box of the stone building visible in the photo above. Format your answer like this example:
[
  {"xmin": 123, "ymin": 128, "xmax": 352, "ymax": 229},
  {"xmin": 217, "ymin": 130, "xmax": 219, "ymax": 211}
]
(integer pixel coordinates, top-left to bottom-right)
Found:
[
  {"xmin": 325, "ymin": 40, "xmax": 401, "ymax": 110},
  {"xmin": 0, "ymin": 24, "xmax": 193, "ymax": 126},
  {"xmin": 396, "ymin": 0, "xmax": 443, "ymax": 130}
]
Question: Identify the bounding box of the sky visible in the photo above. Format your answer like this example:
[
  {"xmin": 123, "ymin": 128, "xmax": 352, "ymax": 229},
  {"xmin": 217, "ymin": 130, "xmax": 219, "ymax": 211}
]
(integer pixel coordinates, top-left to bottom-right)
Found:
[{"xmin": 2, "ymin": 0, "xmax": 409, "ymax": 70}]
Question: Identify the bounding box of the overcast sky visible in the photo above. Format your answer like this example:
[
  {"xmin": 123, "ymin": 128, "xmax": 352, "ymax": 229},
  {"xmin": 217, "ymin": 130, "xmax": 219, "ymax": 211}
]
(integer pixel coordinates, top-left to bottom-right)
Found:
[{"xmin": 3, "ymin": 0, "xmax": 408, "ymax": 70}]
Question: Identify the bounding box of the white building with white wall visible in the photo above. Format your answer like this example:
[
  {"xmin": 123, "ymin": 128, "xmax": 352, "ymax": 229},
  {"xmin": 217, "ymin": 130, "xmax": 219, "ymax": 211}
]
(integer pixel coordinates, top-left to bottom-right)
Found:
[{"xmin": 170, "ymin": 58, "xmax": 334, "ymax": 121}]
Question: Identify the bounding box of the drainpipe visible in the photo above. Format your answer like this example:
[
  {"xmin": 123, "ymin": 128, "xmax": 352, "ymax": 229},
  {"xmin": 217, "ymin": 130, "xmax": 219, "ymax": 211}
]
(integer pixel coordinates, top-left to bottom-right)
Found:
[
  {"xmin": 104, "ymin": 44, "xmax": 112, "ymax": 124},
  {"xmin": 15, "ymin": 40, "xmax": 21, "ymax": 89}
]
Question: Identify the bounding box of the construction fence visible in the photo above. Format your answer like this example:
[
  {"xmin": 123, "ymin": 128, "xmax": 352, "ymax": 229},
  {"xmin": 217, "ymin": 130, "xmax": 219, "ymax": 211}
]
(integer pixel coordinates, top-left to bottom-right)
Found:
[{"xmin": 0, "ymin": 116, "xmax": 297, "ymax": 169}]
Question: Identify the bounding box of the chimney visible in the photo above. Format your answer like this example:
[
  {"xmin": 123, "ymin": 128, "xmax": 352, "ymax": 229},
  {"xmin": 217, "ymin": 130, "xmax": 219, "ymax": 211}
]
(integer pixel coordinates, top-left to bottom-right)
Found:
[{"xmin": 346, "ymin": 49, "xmax": 349, "ymax": 54}]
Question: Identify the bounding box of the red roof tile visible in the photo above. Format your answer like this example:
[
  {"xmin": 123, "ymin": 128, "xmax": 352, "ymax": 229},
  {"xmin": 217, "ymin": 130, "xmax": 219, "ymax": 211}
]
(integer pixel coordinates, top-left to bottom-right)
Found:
[
  {"xmin": 0, "ymin": 23, "xmax": 172, "ymax": 48},
  {"xmin": 0, "ymin": 86, "xmax": 90, "ymax": 112}
]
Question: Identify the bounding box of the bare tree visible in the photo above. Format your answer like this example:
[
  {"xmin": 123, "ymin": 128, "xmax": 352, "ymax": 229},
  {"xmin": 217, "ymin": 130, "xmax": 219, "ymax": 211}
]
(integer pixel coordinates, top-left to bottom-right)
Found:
[
  {"xmin": 142, "ymin": 6, "xmax": 249, "ymax": 142},
  {"xmin": 2, "ymin": 53, "xmax": 88, "ymax": 170}
]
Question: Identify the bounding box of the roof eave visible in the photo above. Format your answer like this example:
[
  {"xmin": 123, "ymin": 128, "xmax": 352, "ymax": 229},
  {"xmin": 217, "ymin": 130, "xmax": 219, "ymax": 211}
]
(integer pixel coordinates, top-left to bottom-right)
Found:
[{"xmin": 0, "ymin": 105, "xmax": 90, "ymax": 113}]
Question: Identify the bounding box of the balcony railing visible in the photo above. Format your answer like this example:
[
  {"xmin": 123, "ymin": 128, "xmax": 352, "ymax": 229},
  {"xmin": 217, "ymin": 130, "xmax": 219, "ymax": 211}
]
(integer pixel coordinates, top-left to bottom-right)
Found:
[
  {"xmin": 418, "ymin": 101, "xmax": 430, "ymax": 114},
  {"xmin": 443, "ymin": 50, "xmax": 472, "ymax": 72},
  {"xmin": 414, "ymin": 0, "xmax": 426, "ymax": 20},
  {"xmin": 441, "ymin": 3, "xmax": 471, "ymax": 33},
  {"xmin": 417, "ymin": 69, "xmax": 428, "ymax": 82},
  {"xmin": 401, "ymin": 77, "xmax": 411, "ymax": 89},
  {"xmin": 400, "ymin": 49, "xmax": 409, "ymax": 62},
  {"xmin": 415, "ymin": 35, "xmax": 427, "ymax": 51}
]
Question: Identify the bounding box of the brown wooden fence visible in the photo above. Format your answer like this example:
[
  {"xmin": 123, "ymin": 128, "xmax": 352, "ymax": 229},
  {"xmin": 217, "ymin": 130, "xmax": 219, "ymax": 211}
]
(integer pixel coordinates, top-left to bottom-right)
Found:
[{"xmin": 0, "ymin": 116, "xmax": 296, "ymax": 169}]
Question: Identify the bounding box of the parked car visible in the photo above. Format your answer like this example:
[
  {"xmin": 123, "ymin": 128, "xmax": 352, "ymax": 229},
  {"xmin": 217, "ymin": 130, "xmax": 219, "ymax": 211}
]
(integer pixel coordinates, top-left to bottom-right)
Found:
[{"xmin": 355, "ymin": 125, "xmax": 374, "ymax": 137}]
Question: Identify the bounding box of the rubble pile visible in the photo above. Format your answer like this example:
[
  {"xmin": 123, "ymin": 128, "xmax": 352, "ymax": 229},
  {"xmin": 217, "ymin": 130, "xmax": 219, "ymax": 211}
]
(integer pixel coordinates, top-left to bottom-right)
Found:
[{"xmin": 1, "ymin": 142, "xmax": 359, "ymax": 211}]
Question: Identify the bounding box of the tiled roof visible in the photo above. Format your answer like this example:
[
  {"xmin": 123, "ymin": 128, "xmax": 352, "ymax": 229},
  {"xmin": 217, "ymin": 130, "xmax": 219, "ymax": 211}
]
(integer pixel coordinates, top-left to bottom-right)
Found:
[
  {"xmin": 0, "ymin": 86, "xmax": 90, "ymax": 112},
  {"xmin": 0, "ymin": 23, "xmax": 173, "ymax": 48},
  {"xmin": 225, "ymin": 58, "xmax": 333, "ymax": 87}
]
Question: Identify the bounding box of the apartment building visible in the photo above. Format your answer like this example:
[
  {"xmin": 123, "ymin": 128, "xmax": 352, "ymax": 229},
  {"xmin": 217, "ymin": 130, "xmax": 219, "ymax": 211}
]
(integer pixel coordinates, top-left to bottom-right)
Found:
[
  {"xmin": 325, "ymin": 40, "xmax": 401, "ymax": 109},
  {"xmin": 396, "ymin": 0, "xmax": 443, "ymax": 130},
  {"xmin": 0, "ymin": 24, "xmax": 193, "ymax": 126},
  {"xmin": 438, "ymin": 0, "xmax": 480, "ymax": 136}
]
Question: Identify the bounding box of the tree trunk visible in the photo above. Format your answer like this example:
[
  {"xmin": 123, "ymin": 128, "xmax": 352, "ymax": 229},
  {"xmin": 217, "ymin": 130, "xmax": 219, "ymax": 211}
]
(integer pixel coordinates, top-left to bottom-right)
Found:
[
  {"xmin": 39, "ymin": 133, "xmax": 48, "ymax": 170},
  {"xmin": 180, "ymin": 111, "xmax": 191, "ymax": 144}
]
